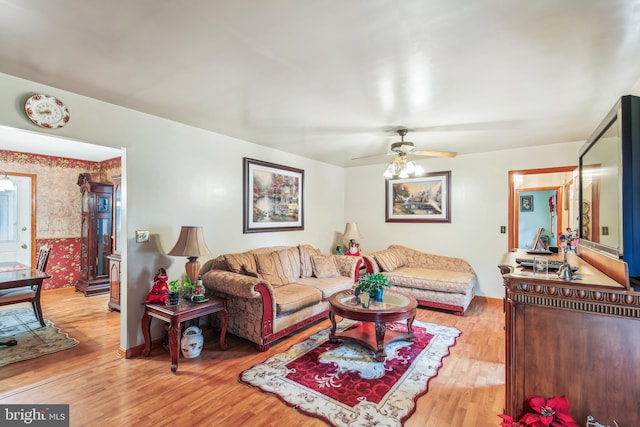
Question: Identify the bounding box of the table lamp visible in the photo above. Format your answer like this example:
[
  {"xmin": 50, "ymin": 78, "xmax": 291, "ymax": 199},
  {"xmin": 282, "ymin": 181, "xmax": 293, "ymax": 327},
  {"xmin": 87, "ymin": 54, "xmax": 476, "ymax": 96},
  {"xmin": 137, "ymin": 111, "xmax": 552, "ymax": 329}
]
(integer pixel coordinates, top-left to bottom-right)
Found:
[
  {"xmin": 343, "ymin": 222, "xmax": 362, "ymax": 255},
  {"xmin": 168, "ymin": 226, "xmax": 212, "ymax": 284}
]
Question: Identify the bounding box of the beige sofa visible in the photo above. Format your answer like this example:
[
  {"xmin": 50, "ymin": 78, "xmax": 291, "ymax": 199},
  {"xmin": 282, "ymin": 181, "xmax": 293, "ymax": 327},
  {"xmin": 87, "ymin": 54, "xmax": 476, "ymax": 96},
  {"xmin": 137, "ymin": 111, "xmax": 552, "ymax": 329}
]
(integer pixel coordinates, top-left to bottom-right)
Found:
[
  {"xmin": 201, "ymin": 245, "xmax": 362, "ymax": 351},
  {"xmin": 362, "ymin": 245, "xmax": 477, "ymax": 316}
]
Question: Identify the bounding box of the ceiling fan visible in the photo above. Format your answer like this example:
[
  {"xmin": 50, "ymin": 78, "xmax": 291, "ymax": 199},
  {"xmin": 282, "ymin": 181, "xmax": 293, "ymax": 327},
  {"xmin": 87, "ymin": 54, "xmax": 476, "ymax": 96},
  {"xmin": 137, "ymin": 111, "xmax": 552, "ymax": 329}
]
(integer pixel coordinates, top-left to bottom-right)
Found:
[
  {"xmin": 351, "ymin": 128, "xmax": 457, "ymax": 161},
  {"xmin": 352, "ymin": 128, "xmax": 457, "ymax": 179}
]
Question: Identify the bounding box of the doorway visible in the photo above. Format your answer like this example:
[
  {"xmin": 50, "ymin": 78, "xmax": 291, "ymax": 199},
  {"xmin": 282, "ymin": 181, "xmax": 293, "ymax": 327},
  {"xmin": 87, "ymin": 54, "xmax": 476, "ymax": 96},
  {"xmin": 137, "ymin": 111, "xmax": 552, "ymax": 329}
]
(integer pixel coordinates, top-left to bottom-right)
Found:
[
  {"xmin": 508, "ymin": 166, "xmax": 577, "ymax": 251},
  {"xmin": 0, "ymin": 174, "xmax": 35, "ymax": 266}
]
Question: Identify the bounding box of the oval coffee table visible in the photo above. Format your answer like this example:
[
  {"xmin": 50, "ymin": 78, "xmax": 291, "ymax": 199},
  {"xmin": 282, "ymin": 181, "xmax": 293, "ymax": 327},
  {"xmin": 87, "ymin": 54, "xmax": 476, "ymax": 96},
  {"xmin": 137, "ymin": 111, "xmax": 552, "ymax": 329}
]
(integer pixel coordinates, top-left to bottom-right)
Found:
[{"xmin": 328, "ymin": 289, "xmax": 417, "ymax": 361}]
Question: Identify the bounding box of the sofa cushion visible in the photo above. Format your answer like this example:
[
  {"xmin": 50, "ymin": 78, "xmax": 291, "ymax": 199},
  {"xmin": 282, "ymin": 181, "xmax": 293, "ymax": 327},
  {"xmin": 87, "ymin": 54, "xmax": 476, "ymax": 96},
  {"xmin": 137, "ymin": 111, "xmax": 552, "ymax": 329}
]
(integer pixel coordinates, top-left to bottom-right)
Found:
[
  {"xmin": 254, "ymin": 248, "xmax": 300, "ymax": 286},
  {"xmin": 299, "ymin": 244, "xmax": 322, "ymax": 278},
  {"xmin": 224, "ymin": 251, "xmax": 257, "ymax": 274},
  {"xmin": 375, "ymin": 249, "xmax": 406, "ymax": 272},
  {"xmin": 384, "ymin": 267, "xmax": 474, "ymax": 294},
  {"xmin": 311, "ymin": 255, "xmax": 340, "ymax": 278},
  {"xmin": 296, "ymin": 276, "xmax": 353, "ymax": 299},
  {"xmin": 272, "ymin": 284, "xmax": 322, "ymax": 315},
  {"xmin": 254, "ymin": 252, "xmax": 288, "ymax": 286}
]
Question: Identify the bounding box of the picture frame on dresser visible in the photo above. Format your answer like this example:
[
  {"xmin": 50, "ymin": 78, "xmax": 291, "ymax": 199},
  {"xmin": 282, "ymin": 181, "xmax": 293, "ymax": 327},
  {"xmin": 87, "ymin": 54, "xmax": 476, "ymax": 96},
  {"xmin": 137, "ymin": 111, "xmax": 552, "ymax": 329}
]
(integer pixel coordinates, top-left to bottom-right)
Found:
[
  {"xmin": 243, "ymin": 158, "xmax": 304, "ymax": 233},
  {"xmin": 385, "ymin": 170, "xmax": 451, "ymax": 223}
]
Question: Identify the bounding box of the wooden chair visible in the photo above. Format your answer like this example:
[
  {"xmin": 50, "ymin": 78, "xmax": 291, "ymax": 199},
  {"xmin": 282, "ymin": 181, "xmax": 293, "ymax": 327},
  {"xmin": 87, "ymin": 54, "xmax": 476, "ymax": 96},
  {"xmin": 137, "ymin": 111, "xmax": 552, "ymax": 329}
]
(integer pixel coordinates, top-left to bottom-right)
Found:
[{"xmin": 0, "ymin": 246, "xmax": 51, "ymax": 327}]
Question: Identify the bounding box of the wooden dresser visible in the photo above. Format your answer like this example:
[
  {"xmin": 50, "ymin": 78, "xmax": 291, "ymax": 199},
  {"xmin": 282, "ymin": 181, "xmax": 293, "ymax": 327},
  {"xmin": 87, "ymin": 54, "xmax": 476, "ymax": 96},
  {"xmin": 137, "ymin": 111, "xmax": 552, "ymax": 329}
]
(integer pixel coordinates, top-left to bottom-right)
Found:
[{"xmin": 499, "ymin": 247, "xmax": 640, "ymax": 425}]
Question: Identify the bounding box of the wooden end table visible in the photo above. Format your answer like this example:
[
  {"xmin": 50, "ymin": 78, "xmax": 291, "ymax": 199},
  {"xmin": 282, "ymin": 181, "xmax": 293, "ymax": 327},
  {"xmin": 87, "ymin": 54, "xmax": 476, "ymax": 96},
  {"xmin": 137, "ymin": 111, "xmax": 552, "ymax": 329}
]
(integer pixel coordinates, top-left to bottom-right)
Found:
[
  {"xmin": 328, "ymin": 289, "xmax": 417, "ymax": 362},
  {"xmin": 141, "ymin": 296, "xmax": 228, "ymax": 373}
]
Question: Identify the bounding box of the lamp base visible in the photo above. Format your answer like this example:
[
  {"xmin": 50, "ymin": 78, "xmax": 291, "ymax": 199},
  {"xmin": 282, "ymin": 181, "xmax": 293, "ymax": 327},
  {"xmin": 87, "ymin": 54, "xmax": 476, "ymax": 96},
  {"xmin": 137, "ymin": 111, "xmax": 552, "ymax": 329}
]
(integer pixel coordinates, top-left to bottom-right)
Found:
[{"xmin": 185, "ymin": 257, "xmax": 200, "ymax": 284}]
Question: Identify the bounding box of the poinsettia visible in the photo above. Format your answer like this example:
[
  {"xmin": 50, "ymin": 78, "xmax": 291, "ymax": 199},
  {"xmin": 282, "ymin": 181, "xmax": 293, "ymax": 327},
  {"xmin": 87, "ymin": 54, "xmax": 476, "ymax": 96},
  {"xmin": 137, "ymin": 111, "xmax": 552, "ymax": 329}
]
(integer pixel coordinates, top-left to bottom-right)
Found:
[{"xmin": 498, "ymin": 396, "xmax": 580, "ymax": 427}]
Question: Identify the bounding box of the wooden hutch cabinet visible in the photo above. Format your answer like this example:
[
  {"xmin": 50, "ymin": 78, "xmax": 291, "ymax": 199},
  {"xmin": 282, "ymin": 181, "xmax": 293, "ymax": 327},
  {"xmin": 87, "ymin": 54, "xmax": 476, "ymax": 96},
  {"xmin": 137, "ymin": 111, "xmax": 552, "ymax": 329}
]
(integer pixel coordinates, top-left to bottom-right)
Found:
[
  {"xmin": 107, "ymin": 175, "xmax": 121, "ymax": 311},
  {"xmin": 499, "ymin": 246, "xmax": 640, "ymax": 426},
  {"xmin": 75, "ymin": 173, "xmax": 113, "ymax": 296}
]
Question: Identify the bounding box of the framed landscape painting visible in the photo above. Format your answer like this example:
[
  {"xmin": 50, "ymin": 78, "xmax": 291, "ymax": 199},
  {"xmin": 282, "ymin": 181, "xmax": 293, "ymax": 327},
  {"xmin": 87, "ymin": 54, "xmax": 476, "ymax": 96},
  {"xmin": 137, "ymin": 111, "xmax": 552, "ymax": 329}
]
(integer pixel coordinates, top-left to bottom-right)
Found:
[
  {"xmin": 243, "ymin": 158, "xmax": 304, "ymax": 233},
  {"xmin": 385, "ymin": 171, "xmax": 451, "ymax": 223}
]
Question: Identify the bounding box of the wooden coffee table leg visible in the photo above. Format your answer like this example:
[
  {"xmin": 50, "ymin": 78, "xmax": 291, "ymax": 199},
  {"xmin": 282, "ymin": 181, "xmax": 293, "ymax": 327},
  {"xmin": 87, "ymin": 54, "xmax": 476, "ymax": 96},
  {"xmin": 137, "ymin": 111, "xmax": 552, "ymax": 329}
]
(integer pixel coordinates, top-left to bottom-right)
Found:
[
  {"xmin": 374, "ymin": 321, "xmax": 387, "ymax": 362},
  {"xmin": 168, "ymin": 318, "xmax": 181, "ymax": 373},
  {"xmin": 407, "ymin": 314, "xmax": 416, "ymax": 340},
  {"xmin": 329, "ymin": 311, "xmax": 339, "ymax": 343}
]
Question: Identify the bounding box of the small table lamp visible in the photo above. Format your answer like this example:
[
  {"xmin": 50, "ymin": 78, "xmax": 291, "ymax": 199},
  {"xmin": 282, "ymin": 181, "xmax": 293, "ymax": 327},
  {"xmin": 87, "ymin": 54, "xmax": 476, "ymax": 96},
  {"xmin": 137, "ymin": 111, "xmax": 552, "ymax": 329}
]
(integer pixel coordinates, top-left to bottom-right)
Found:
[
  {"xmin": 168, "ymin": 226, "xmax": 212, "ymax": 284},
  {"xmin": 343, "ymin": 222, "xmax": 362, "ymax": 255}
]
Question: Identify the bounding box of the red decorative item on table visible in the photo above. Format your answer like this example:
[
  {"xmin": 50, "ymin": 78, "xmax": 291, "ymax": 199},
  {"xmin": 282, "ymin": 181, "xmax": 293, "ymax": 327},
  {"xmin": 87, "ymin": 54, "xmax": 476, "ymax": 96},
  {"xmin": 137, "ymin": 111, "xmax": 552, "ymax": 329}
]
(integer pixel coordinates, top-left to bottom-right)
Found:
[{"xmin": 145, "ymin": 268, "xmax": 169, "ymax": 304}]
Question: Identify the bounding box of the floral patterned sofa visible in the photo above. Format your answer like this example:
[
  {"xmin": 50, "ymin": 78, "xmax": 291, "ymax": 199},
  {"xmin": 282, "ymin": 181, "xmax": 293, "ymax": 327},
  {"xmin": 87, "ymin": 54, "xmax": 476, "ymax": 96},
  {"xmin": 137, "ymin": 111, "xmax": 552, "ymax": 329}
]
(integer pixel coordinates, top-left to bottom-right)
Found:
[
  {"xmin": 201, "ymin": 245, "xmax": 362, "ymax": 351},
  {"xmin": 362, "ymin": 245, "xmax": 477, "ymax": 316}
]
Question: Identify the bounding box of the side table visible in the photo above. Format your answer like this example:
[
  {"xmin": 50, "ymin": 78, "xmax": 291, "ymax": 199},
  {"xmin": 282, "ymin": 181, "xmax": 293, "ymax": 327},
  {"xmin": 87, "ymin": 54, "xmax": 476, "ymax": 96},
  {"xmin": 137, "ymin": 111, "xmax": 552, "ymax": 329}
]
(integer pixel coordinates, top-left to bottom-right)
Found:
[{"xmin": 141, "ymin": 296, "xmax": 228, "ymax": 373}]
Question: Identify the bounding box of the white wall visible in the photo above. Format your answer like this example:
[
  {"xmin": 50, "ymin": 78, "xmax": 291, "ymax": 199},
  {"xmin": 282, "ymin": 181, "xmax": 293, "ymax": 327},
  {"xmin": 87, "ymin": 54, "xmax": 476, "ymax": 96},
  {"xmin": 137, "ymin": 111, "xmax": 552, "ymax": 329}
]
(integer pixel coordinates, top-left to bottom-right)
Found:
[
  {"xmin": 0, "ymin": 72, "xmax": 345, "ymax": 349},
  {"xmin": 344, "ymin": 141, "xmax": 582, "ymax": 299}
]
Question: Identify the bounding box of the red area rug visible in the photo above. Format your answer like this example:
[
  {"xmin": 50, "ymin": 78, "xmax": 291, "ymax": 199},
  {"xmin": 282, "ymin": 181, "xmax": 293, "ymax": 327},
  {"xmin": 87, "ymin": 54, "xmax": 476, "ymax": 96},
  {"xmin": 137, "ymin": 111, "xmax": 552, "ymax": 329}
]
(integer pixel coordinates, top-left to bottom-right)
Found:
[{"xmin": 240, "ymin": 320, "xmax": 460, "ymax": 426}]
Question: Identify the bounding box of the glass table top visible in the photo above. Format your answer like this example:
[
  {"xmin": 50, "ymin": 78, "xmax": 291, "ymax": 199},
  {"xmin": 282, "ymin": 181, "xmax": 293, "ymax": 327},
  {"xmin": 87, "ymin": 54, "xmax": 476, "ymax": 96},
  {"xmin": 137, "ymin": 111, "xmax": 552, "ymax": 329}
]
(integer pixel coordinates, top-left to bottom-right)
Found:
[{"xmin": 333, "ymin": 289, "xmax": 413, "ymax": 312}]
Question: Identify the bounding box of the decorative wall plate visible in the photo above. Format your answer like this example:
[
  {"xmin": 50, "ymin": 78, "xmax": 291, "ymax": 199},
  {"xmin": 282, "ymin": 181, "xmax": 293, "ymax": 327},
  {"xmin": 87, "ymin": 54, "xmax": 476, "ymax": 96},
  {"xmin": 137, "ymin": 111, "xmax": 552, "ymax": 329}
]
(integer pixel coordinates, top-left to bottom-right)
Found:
[{"xmin": 24, "ymin": 94, "xmax": 70, "ymax": 129}]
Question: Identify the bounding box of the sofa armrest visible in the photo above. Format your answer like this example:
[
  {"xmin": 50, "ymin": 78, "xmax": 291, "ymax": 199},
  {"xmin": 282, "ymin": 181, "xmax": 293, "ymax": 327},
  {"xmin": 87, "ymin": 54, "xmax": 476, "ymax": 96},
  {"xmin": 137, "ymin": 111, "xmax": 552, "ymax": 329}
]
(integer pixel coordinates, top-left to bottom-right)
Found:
[
  {"xmin": 389, "ymin": 244, "xmax": 475, "ymax": 274},
  {"xmin": 333, "ymin": 255, "xmax": 362, "ymax": 281},
  {"xmin": 201, "ymin": 269, "xmax": 271, "ymax": 299}
]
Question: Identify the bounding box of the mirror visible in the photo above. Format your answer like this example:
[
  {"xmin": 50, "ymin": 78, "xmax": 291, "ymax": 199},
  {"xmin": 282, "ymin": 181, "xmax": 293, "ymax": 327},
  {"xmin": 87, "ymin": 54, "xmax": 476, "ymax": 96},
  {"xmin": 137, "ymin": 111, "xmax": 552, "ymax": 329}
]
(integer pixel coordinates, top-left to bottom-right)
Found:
[{"xmin": 579, "ymin": 119, "xmax": 621, "ymax": 252}]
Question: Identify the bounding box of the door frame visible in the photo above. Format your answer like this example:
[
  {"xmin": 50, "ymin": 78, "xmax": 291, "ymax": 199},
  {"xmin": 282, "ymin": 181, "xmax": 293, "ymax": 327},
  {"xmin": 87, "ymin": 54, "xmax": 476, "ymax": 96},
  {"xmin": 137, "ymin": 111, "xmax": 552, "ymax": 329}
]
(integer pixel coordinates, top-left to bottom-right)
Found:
[
  {"xmin": 2, "ymin": 172, "xmax": 37, "ymax": 265},
  {"xmin": 508, "ymin": 166, "xmax": 576, "ymax": 251}
]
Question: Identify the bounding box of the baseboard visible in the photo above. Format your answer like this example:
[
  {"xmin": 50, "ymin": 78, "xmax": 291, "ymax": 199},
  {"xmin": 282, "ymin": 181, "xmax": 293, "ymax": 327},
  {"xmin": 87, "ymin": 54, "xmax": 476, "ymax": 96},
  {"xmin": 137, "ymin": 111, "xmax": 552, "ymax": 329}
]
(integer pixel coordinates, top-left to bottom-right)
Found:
[{"xmin": 474, "ymin": 295, "xmax": 502, "ymax": 307}]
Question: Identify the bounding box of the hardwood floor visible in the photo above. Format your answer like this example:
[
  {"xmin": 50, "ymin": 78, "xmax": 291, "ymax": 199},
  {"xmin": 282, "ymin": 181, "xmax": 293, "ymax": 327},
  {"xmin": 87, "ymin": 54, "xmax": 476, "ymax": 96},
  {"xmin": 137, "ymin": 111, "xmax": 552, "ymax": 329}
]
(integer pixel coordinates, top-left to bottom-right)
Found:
[{"xmin": 0, "ymin": 289, "xmax": 505, "ymax": 426}]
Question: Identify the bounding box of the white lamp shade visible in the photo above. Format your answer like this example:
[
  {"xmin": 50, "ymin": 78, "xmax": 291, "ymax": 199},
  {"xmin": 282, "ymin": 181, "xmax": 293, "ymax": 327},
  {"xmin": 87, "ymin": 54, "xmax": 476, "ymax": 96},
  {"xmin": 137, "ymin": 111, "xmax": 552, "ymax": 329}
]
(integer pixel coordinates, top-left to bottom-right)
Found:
[{"xmin": 343, "ymin": 222, "xmax": 362, "ymax": 240}]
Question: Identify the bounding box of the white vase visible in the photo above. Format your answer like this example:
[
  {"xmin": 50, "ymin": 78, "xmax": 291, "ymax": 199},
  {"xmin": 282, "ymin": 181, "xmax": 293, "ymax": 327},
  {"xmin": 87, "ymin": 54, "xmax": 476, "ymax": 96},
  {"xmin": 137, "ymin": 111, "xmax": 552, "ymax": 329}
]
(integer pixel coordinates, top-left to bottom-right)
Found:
[{"xmin": 180, "ymin": 326, "xmax": 203, "ymax": 358}]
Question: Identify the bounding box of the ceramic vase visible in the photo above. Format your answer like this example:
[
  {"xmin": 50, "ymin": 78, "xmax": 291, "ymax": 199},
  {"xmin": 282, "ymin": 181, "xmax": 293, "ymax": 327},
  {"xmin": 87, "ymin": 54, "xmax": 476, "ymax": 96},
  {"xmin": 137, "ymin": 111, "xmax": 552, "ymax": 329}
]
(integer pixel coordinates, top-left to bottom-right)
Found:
[
  {"xmin": 180, "ymin": 326, "xmax": 204, "ymax": 358},
  {"xmin": 373, "ymin": 289, "xmax": 384, "ymax": 301}
]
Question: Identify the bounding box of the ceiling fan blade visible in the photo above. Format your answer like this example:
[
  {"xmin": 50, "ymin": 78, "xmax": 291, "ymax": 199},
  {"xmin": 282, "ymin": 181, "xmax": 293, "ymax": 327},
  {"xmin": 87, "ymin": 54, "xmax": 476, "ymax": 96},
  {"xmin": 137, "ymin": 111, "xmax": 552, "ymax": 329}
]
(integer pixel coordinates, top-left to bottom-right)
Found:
[
  {"xmin": 351, "ymin": 152, "xmax": 395, "ymax": 160},
  {"xmin": 412, "ymin": 150, "xmax": 457, "ymax": 158}
]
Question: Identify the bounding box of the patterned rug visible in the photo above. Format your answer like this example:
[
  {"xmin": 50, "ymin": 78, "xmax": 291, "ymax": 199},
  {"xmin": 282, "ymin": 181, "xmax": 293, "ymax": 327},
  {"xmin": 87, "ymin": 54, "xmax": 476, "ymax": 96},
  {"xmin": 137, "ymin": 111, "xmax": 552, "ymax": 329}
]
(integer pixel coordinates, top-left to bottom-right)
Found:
[
  {"xmin": 240, "ymin": 320, "xmax": 460, "ymax": 427},
  {"xmin": 0, "ymin": 307, "xmax": 79, "ymax": 367}
]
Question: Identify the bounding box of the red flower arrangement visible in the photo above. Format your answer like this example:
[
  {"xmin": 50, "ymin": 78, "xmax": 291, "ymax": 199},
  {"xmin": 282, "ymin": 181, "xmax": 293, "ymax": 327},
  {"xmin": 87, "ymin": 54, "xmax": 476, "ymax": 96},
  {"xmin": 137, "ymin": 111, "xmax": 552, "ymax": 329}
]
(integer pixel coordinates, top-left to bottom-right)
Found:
[{"xmin": 498, "ymin": 396, "xmax": 581, "ymax": 427}]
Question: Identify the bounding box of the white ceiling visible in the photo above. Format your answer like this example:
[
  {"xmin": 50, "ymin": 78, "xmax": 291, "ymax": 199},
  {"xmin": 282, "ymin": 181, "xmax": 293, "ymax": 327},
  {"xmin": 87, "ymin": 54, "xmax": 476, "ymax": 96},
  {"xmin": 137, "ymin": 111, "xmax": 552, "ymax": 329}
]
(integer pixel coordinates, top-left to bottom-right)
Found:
[{"xmin": 1, "ymin": 0, "xmax": 640, "ymax": 166}]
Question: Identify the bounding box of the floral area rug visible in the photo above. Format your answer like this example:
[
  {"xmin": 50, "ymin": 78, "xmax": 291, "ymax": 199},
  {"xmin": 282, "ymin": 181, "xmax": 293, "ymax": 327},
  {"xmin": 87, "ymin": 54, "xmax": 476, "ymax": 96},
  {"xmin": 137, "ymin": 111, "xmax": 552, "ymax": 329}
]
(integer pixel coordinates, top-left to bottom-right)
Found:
[
  {"xmin": 240, "ymin": 320, "xmax": 460, "ymax": 427},
  {"xmin": 0, "ymin": 307, "xmax": 79, "ymax": 367}
]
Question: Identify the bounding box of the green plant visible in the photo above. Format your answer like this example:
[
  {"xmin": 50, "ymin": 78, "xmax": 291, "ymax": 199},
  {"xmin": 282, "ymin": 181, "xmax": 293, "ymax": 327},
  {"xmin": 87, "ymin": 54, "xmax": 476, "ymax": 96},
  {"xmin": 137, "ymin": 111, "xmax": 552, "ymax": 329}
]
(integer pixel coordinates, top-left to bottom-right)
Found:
[
  {"xmin": 355, "ymin": 273, "xmax": 390, "ymax": 294},
  {"xmin": 168, "ymin": 277, "xmax": 193, "ymax": 293}
]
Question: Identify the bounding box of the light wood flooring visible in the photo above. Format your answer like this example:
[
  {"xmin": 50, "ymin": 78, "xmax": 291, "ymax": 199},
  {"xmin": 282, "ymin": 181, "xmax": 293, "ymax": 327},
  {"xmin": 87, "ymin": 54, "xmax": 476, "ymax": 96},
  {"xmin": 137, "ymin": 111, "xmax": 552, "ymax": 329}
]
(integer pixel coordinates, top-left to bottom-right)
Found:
[{"xmin": 0, "ymin": 289, "xmax": 505, "ymax": 426}]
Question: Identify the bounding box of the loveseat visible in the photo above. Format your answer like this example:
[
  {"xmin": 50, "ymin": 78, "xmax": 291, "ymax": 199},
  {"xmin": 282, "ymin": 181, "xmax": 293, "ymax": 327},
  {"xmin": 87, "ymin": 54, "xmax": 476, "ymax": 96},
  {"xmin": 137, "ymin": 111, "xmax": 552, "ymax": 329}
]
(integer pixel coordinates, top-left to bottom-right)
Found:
[
  {"xmin": 362, "ymin": 245, "xmax": 477, "ymax": 316},
  {"xmin": 201, "ymin": 245, "xmax": 362, "ymax": 351}
]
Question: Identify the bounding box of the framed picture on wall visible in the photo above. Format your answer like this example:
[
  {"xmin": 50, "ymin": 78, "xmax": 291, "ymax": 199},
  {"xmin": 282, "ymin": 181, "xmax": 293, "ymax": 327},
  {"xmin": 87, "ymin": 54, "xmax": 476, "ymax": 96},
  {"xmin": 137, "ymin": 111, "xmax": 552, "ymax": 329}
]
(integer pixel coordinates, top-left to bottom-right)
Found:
[
  {"xmin": 520, "ymin": 195, "xmax": 533, "ymax": 212},
  {"xmin": 385, "ymin": 171, "xmax": 451, "ymax": 223},
  {"xmin": 243, "ymin": 158, "xmax": 304, "ymax": 233}
]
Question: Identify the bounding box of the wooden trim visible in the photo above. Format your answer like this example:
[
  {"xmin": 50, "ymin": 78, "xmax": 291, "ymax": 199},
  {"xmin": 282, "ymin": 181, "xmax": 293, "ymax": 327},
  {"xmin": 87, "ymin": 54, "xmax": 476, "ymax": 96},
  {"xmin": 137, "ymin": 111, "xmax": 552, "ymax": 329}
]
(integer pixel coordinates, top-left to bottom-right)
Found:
[{"xmin": 577, "ymin": 243, "xmax": 629, "ymax": 289}]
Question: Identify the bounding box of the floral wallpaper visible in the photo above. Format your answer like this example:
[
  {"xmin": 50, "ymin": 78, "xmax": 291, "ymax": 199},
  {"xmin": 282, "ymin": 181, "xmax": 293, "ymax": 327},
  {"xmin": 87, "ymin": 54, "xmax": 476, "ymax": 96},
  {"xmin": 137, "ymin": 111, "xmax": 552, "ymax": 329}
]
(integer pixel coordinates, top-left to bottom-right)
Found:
[{"xmin": 1, "ymin": 150, "xmax": 121, "ymax": 290}]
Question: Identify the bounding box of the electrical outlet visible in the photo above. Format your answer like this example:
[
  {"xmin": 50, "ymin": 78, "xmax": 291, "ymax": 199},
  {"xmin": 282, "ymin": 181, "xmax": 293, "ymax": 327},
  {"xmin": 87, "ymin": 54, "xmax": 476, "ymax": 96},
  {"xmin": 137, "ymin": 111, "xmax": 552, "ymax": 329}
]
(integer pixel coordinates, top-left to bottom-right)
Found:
[
  {"xmin": 500, "ymin": 226, "xmax": 506, "ymax": 234},
  {"xmin": 602, "ymin": 226, "xmax": 609, "ymax": 236}
]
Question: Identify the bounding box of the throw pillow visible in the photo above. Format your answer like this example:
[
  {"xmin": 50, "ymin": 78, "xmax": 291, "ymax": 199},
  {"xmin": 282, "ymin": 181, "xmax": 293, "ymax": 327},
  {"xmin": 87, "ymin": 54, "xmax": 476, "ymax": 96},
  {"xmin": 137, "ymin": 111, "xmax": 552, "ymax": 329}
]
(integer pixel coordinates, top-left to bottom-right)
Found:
[
  {"xmin": 240, "ymin": 264, "xmax": 260, "ymax": 278},
  {"xmin": 375, "ymin": 249, "xmax": 406, "ymax": 272},
  {"xmin": 225, "ymin": 251, "xmax": 257, "ymax": 274},
  {"xmin": 254, "ymin": 252, "xmax": 289, "ymax": 286},
  {"xmin": 299, "ymin": 244, "xmax": 322, "ymax": 278},
  {"xmin": 311, "ymin": 255, "xmax": 340, "ymax": 278}
]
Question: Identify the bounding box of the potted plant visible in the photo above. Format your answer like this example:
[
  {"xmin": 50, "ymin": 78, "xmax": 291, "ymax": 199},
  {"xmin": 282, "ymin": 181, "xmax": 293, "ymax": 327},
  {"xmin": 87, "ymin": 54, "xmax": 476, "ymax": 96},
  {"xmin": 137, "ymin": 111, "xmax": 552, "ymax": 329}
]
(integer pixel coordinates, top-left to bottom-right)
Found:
[
  {"xmin": 355, "ymin": 273, "xmax": 390, "ymax": 301},
  {"xmin": 167, "ymin": 278, "xmax": 192, "ymax": 306}
]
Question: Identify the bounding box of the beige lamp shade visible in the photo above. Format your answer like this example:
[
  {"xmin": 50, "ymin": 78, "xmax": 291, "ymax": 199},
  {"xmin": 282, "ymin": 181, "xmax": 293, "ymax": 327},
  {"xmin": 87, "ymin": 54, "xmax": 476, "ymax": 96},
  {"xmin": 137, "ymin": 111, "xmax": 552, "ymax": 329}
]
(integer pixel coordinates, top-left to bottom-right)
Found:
[
  {"xmin": 343, "ymin": 222, "xmax": 362, "ymax": 240},
  {"xmin": 168, "ymin": 226, "xmax": 212, "ymax": 284}
]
